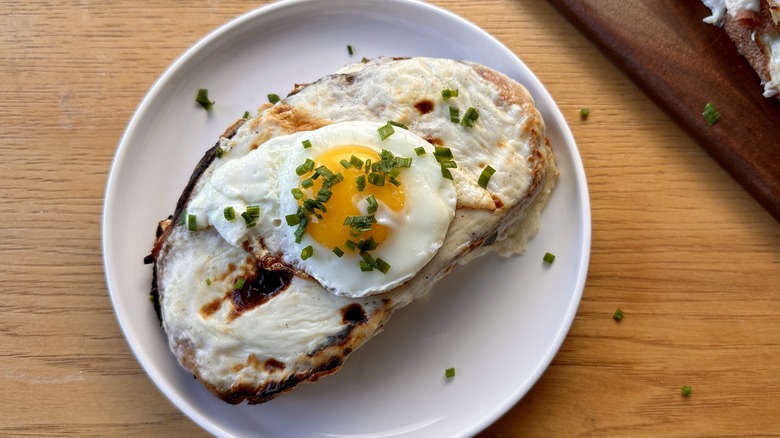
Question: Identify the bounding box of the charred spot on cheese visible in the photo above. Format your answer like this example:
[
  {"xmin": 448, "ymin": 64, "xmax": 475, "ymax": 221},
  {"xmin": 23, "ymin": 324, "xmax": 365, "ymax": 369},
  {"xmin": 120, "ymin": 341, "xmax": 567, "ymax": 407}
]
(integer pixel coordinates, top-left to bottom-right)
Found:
[
  {"xmin": 341, "ymin": 303, "xmax": 367, "ymax": 325},
  {"xmin": 425, "ymin": 136, "xmax": 444, "ymax": 146},
  {"xmin": 491, "ymin": 194, "xmax": 505, "ymax": 210},
  {"xmin": 264, "ymin": 358, "xmax": 286, "ymax": 371},
  {"xmin": 200, "ymin": 298, "xmax": 222, "ymax": 318},
  {"xmin": 228, "ymin": 268, "xmax": 293, "ymax": 320},
  {"xmin": 415, "ymin": 99, "xmax": 434, "ymax": 114}
]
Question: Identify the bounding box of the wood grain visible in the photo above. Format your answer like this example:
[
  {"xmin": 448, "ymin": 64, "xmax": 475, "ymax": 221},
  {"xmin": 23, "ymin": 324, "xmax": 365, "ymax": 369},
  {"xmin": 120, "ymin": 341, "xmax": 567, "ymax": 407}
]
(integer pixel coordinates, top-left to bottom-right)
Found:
[
  {"xmin": 547, "ymin": 0, "xmax": 780, "ymax": 222},
  {"xmin": 0, "ymin": 1, "xmax": 778, "ymax": 437}
]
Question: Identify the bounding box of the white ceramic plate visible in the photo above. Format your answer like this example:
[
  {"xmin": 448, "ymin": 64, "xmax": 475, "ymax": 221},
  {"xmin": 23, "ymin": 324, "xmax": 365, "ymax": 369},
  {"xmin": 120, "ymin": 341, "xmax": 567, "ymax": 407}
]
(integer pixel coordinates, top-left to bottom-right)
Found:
[{"xmin": 103, "ymin": 0, "xmax": 590, "ymax": 436}]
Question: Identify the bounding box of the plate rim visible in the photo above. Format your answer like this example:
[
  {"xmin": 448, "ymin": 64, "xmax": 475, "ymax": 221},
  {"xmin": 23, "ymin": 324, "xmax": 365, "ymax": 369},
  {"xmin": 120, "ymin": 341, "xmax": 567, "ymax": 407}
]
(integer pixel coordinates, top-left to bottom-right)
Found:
[{"xmin": 102, "ymin": 0, "xmax": 591, "ymax": 436}]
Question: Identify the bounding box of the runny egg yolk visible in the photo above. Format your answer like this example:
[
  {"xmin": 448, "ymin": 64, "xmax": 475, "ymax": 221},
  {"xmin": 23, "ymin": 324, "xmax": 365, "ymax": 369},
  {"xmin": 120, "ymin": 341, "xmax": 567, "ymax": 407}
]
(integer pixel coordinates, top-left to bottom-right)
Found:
[{"xmin": 301, "ymin": 145, "xmax": 405, "ymax": 250}]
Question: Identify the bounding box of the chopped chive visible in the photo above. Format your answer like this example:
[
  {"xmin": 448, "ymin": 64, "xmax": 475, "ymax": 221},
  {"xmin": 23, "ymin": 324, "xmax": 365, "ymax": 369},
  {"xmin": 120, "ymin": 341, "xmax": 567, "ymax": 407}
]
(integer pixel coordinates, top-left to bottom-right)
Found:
[
  {"xmin": 301, "ymin": 245, "xmax": 314, "ymax": 260},
  {"xmin": 395, "ymin": 156, "xmax": 413, "ymax": 168},
  {"xmin": 332, "ymin": 247, "xmax": 345, "ymax": 257},
  {"xmin": 347, "ymin": 45, "xmax": 354, "ymax": 56},
  {"xmin": 681, "ymin": 385, "xmax": 693, "ymax": 396},
  {"xmin": 285, "ymin": 213, "xmax": 301, "ymax": 226},
  {"xmin": 360, "ymin": 260, "xmax": 374, "ymax": 271},
  {"xmin": 580, "ymin": 108, "xmax": 590, "ymax": 118},
  {"xmin": 441, "ymin": 89, "xmax": 459, "ymax": 99},
  {"xmin": 223, "ymin": 206, "xmax": 236, "ymax": 221},
  {"xmin": 543, "ymin": 252, "xmax": 555, "ymax": 264},
  {"xmin": 364, "ymin": 159, "xmax": 371, "ymax": 174},
  {"xmin": 349, "ymin": 155, "xmax": 364, "ymax": 170},
  {"xmin": 374, "ymin": 258, "xmax": 391, "ymax": 274},
  {"xmin": 268, "ymin": 93, "xmax": 281, "ymax": 104},
  {"xmin": 366, "ymin": 195, "xmax": 378, "ymax": 214},
  {"xmin": 187, "ymin": 214, "xmax": 197, "ymax": 231},
  {"xmin": 205, "ymin": 278, "xmax": 211, "ymax": 286},
  {"xmin": 368, "ymin": 172, "xmax": 385, "ymax": 186},
  {"xmin": 441, "ymin": 167, "xmax": 453, "ymax": 180},
  {"xmin": 377, "ymin": 123, "xmax": 395, "ymax": 140},
  {"xmin": 360, "ymin": 251, "xmax": 375, "ymax": 265},
  {"xmin": 357, "ymin": 236, "xmax": 378, "ymax": 252},
  {"xmin": 433, "ymin": 147, "xmax": 453, "ymax": 160},
  {"xmin": 460, "ymin": 107, "xmax": 479, "ymax": 127},
  {"xmin": 355, "ymin": 174, "xmax": 366, "ymax": 191},
  {"xmin": 344, "ymin": 215, "xmax": 377, "ymax": 234},
  {"xmin": 702, "ymin": 102, "xmax": 720, "ymax": 126},
  {"xmin": 176, "ymin": 210, "xmax": 187, "ymax": 226},
  {"xmin": 613, "ymin": 308, "xmax": 624, "ymax": 321},
  {"xmin": 291, "ymin": 188, "xmax": 304, "ymax": 200},
  {"xmin": 414, "ymin": 146, "xmax": 426, "ymax": 156},
  {"xmin": 302, "ymin": 139, "xmax": 312, "ymax": 149},
  {"xmin": 243, "ymin": 111, "xmax": 250, "ymax": 118},
  {"xmin": 242, "ymin": 205, "xmax": 260, "ymax": 228},
  {"xmin": 449, "ymin": 106, "xmax": 459, "ymax": 123},
  {"xmin": 195, "ymin": 88, "xmax": 214, "ymax": 110},
  {"xmin": 234, "ymin": 277, "xmax": 246, "ymax": 290},
  {"xmin": 445, "ymin": 367, "xmax": 455, "ymax": 378},
  {"xmin": 301, "ymin": 178, "xmax": 314, "ymax": 189},
  {"xmin": 296, "ymin": 158, "xmax": 315, "ymax": 176},
  {"xmin": 388, "ymin": 176, "xmax": 401, "ymax": 187},
  {"xmin": 361, "ymin": 57, "xmax": 369, "ymax": 63},
  {"xmin": 215, "ymin": 146, "xmax": 225, "ymax": 158},
  {"xmin": 339, "ymin": 159, "xmax": 352, "ymax": 169},
  {"xmin": 293, "ymin": 215, "xmax": 309, "ymax": 243},
  {"xmin": 344, "ymin": 240, "xmax": 358, "ymax": 251},
  {"xmin": 388, "ymin": 120, "xmax": 408, "ymax": 129},
  {"xmin": 478, "ymin": 165, "xmax": 496, "ymax": 189},
  {"xmin": 440, "ymin": 160, "xmax": 458, "ymax": 169}
]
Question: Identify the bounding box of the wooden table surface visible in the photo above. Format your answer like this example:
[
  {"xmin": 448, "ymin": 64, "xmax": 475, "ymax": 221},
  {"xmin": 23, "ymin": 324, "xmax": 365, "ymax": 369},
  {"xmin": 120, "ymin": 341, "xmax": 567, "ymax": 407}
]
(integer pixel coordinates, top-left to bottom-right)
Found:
[{"xmin": 2, "ymin": 0, "xmax": 778, "ymax": 436}]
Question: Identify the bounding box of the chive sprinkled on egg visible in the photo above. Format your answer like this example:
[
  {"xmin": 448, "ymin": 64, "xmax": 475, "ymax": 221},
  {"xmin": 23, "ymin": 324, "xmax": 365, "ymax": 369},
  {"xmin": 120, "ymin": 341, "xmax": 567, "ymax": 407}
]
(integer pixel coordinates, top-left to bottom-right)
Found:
[
  {"xmin": 414, "ymin": 146, "xmax": 426, "ymax": 156},
  {"xmin": 366, "ymin": 195, "xmax": 378, "ymax": 214},
  {"xmin": 377, "ymin": 122, "xmax": 395, "ymax": 140},
  {"xmin": 301, "ymin": 245, "xmax": 314, "ymax": 260},
  {"xmin": 268, "ymin": 93, "xmax": 281, "ymax": 104},
  {"xmin": 223, "ymin": 206, "xmax": 236, "ymax": 221},
  {"xmin": 187, "ymin": 214, "xmax": 197, "ymax": 231},
  {"xmin": 302, "ymin": 139, "xmax": 312, "ymax": 149},
  {"xmin": 234, "ymin": 277, "xmax": 245, "ymax": 290}
]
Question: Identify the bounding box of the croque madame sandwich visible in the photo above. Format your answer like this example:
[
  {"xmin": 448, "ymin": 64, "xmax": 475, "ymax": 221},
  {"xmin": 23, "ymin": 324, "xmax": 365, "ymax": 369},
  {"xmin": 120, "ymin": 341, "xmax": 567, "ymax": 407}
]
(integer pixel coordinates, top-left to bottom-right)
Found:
[
  {"xmin": 702, "ymin": 0, "xmax": 780, "ymax": 98},
  {"xmin": 147, "ymin": 57, "xmax": 558, "ymax": 404}
]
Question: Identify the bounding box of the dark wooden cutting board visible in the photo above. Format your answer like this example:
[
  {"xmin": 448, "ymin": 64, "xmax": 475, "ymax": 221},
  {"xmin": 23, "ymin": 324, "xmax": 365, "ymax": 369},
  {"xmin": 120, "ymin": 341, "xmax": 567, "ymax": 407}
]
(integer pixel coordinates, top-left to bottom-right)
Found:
[{"xmin": 547, "ymin": 0, "xmax": 780, "ymax": 222}]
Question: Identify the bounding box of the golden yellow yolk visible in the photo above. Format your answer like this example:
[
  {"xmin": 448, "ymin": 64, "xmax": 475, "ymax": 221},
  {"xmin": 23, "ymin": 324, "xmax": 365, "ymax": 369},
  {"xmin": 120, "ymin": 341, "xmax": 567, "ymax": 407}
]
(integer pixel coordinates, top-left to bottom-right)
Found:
[{"xmin": 301, "ymin": 145, "xmax": 405, "ymax": 250}]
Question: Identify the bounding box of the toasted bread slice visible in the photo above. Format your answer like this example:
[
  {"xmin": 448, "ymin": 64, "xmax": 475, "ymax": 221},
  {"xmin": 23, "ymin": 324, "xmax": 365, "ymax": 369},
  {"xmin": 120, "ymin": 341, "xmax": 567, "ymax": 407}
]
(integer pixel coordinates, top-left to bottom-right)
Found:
[{"xmin": 149, "ymin": 58, "xmax": 557, "ymax": 404}]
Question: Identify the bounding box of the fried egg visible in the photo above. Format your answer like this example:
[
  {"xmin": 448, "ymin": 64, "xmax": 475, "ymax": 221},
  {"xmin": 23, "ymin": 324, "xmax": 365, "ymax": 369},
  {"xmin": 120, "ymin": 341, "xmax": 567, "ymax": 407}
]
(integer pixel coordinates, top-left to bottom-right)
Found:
[{"xmin": 187, "ymin": 121, "xmax": 456, "ymax": 297}]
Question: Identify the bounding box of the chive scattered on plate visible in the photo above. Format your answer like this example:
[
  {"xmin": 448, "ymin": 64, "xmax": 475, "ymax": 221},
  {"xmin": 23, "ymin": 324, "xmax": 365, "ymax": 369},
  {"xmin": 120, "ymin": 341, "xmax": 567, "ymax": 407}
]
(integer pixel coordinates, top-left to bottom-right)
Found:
[{"xmin": 195, "ymin": 88, "xmax": 214, "ymax": 110}]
